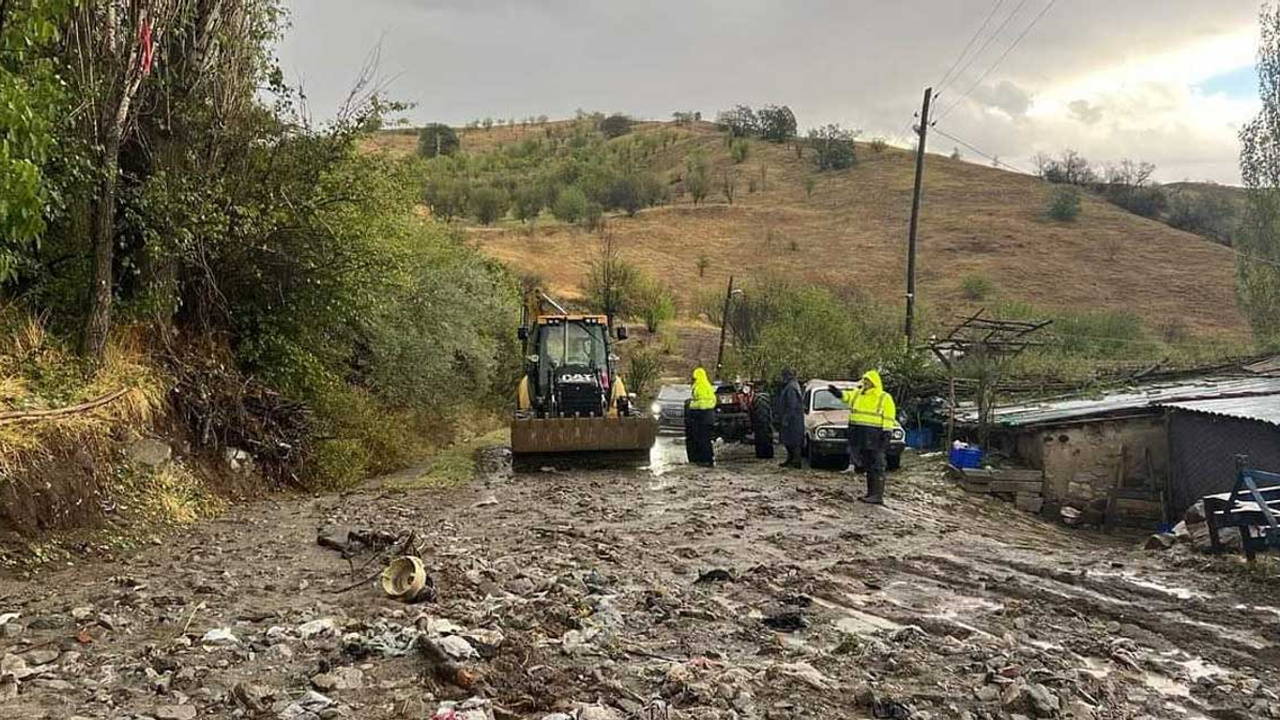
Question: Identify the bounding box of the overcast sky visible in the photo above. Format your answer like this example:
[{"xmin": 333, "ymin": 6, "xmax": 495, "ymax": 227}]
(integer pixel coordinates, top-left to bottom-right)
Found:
[{"xmin": 278, "ymin": 1, "xmax": 1262, "ymax": 184}]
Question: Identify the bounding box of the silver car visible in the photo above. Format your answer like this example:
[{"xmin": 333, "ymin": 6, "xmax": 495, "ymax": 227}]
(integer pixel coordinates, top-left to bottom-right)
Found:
[{"xmin": 651, "ymin": 384, "xmax": 691, "ymax": 432}]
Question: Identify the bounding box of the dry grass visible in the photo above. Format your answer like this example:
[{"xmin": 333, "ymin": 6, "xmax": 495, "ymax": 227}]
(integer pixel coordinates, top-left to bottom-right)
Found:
[
  {"xmin": 459, "ymin": 122, "xmax": 1250, "ymax": 342},
  {"xmin": 0, "ymin": 314, "xmax": 166, "ymax": 476}
]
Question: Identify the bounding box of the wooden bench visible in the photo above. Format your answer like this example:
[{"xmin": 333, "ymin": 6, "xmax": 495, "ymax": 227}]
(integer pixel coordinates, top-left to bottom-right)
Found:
[{"xmin": 1202, "ymin": 456, "xmax": 1280, "ymax": 562}]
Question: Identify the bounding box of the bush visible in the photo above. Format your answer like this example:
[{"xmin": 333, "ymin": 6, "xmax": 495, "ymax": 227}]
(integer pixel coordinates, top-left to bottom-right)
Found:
[
  {"xmin": 696, "ymin": 254, "xmax": 711, "ymax": 277},
  {"xmin": 512, "ymin": 184, "xmax": 545, "ymax": 223},
  {"xmin": 808, "ymin": 124, "xmax": 858, "ymax": 171},
  {"xmin": 313, "ymin": 439, "xmax": 372, "ymax": 489},
  {"xmin": 551, "ymin": 186, "xmax": 589, "ymax": 224},
  {"xmin": 600, "ymin": 113, "xmax": 633, "ymax": 139},
  {"xmin": 960, "ymin": 274, "xmax": 996, "ymax": 301},
  {"xmin": 626, "ymin": 345, "xmax": 662, "ymax": 402},
  {"xmin": 1104, "ymin": 184, "xmax": 1167, "ymax": 219},
  {"xmin": 731, "ymin": 138, "xmax": 750, "ymax": 164},
  {"xmin": 417, "ymin": 124, "xmax": 460, "ymax": 158},
  {"xmin": 716, "ymin": 105, "xmax": 759, "ymax": 138},
  {"xmin": 1167, "ymin": 190, "xmax": 1237, "ymax": 245},
  {"xmin": 637, "ymin": 280, "xmax": 677, "ymax": 332},
  {"xmin": 870, "ymin": 137, "xmax": 888, "ymax": 154},
  {"xmin": 470, "ymin": 186, "xmax": 509, "ymax": 225},
  {"xmin": 1046, "ymin": 186, "xmax": 1082, "ymax": 222},
  {"xmin": 803, "ymin": 176, "xmax": 816, "ymax": 199}
]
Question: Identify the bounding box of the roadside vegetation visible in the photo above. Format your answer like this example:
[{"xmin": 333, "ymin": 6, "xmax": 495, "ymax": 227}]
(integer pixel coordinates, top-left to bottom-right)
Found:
[{"xmin": 0, "ymin": 0, "xmax": 518, "ymax": 543}]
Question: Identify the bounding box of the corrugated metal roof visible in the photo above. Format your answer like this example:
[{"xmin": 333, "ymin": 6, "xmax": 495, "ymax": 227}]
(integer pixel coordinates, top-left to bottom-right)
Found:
[
  {"xmin": 953, "ymin": 376, "xmax": 1280, "ymax": 428},
  {"xmin": 1161, "ymin": 395, "xmax": 1280, "ymax": 427},
  {"xmin": 1246, "ymin": 355, "xmax": 1280, "ymax": 376}
]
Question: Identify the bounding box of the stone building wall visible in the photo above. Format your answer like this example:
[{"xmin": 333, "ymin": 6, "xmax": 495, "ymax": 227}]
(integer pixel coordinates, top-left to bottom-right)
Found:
[{"xmin": 1012, "ymin": 415, "xmax": 1168, "ymax": 505}]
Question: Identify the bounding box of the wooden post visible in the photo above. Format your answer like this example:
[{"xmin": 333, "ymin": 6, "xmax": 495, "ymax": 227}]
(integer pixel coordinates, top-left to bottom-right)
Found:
[
  {"xmin": 904, "ymin": 87, "xmax": 933, "ymax": 344},
  {"xmin": 715, "ymin": 275, "xmax": 735, "ymax": 379}
]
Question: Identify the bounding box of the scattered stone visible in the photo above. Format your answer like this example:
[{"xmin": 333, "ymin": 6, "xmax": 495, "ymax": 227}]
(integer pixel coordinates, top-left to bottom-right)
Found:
[
  {"xmin": 762, "ymin": 609, "xmax": 807, "ymax": 632},
  {"xmin": 768, "ymin": 662, "xmax": 831, "ymax": 690},
  {"xmin": 311, "ymin": 666, "xmax": 364, "ymax": 692},
  {"xmin": 578, "ymin": 704, "xmax": 624, "ymax": 720},
  {"xmin": 71, "ymin": 607, "xmax": 95, "ymax": 622},
  {"xmin": 129, "ymin": 438, "xmax": 173, "ymax": 468},
  {"xmin": 0, "ymin": 675, "xmax": 17, "ymax": 703},
  {"xmin": 26, "ymin": 649, "xmax": 59, "ymax": 666},
  {"xmin": 1026, "ymin": 683, "xmax": 1060, "ymax": 718},
  {"xmin": 1143, "ymin": 533, "xmax": 1176, "ymax": 551},
  {"xmin": 433, "ymin": 697, "xmax": 495, "ymax": 720},
  {"xmin": 1, "ymin": 653, "xmax": 33, "ymax": 681},
  {"xmin": 154, "ymin": 704, "xmax": 198, "ymax": 720},
  {"xmin": 279, "ymin": 690, "xmax": 333, "ymax": 720},
  {"xmin": 201, "ymin": 628, "xmax": 240, "ymax": 646},
  {"xmin": 975, "ymin": 684, "xmax": 1001, "ymax": 702},
  {"xmin": 694, "ymin": 568, "xmax": 734, "ymax": 584},
  {"xmin": 298, "ymin": 618, "xmax": 340, "ymax": 639}
]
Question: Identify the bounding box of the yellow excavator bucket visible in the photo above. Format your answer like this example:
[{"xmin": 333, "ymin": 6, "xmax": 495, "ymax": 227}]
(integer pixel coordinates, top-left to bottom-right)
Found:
[{"xmin": 510, "ymin": 415, "xmax": 658, "ymax": 468}]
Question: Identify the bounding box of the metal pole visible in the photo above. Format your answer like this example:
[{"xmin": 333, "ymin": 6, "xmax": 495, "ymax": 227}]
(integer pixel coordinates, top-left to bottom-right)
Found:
[
  {"xmin": 715, "ymin": 275, "xmax": 735, "ymax": 379},
  {"xmin": 905, "ymin": 87, "xmax": 933, "ymax": 343}
]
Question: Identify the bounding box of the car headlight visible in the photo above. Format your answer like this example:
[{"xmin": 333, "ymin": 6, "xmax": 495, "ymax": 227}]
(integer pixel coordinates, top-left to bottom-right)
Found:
[
  {"xmin": 651, "ymin": 402, "xmax": 662, "ymax": 415},
  {"xmin": 816, "ymin": 428, "xmax": 830, "ymax": 439},
  {"xmin": 892, "ymin": 428, "xmax": 905, "ymax": 441}
]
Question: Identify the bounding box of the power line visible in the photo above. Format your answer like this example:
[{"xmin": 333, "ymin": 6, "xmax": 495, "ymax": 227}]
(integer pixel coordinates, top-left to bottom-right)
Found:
[
  {"xmin": 935, "ymin": 0, "xmax": 1032, "ymax": 101},
  {"xmin": 931, "ymin": 124, "xmax": 1033, "ymax": 175},
  {"xmin": 935, "ymin": 0, "xmax": 1010, "ymax": 96},
  {"xmin": 935, "ymin": 0, "xmax": 1061, "ymax": 123}
]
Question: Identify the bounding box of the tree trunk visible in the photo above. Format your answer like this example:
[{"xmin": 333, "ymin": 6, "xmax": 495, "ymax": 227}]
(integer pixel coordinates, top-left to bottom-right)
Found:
[{"xmin": 84, "ymin": 120, "xmax": 122, "ymax": 361}]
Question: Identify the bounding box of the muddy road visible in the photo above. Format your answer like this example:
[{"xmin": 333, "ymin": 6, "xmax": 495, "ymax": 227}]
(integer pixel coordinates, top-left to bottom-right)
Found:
[{"xmin": 1, "ymin": 439, "xmax": 1278, "ymax": 719}]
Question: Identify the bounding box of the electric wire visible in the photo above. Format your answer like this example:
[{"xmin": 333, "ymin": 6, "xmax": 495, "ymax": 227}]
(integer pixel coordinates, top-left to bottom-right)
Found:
[
  {"xmin": 935, "ymin": 0, "xmax": 1009, "ymax": 96},
  {"xmin": 935, "ymin": 0, "xmax": 1061, "ymax": 123}
]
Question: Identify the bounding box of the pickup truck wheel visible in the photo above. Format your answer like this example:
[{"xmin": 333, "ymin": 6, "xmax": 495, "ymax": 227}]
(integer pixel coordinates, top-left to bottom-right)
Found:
[
  {"xmin": 832, "ymin": 453, "xmax": 851, "ymax": 471},
  {"xmin": 886, "ymin": 452, "xmax": 901, "ymax": 471}
]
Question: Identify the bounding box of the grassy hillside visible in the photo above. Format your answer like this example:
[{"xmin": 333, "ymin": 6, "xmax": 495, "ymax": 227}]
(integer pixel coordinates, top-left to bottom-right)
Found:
[{"xmin": 374, "ymin": 121, "xmax": 1251, "ymax": 342}]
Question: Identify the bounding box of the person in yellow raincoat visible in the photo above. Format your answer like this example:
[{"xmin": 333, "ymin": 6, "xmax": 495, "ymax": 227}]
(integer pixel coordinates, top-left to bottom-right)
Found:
[
  {"xmin": 686, "ymin": 367, "xmax": 717, "ymax": 467},
  {"xmin": 829, "ymin": 369, "xmax": 896, "ymax": 504}
]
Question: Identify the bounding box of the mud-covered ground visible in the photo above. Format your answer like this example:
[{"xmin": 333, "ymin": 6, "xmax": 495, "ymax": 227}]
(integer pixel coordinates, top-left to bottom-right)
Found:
[{"xmin": 2, "ymin": 439, "xmax": 1279, "ymax": 720}]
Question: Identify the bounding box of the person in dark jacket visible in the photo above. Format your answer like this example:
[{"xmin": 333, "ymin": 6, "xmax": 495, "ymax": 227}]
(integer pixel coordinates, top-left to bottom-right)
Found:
[{"xmin": 777, "ymin": 368, "xmax": 804, "ymax": 469}]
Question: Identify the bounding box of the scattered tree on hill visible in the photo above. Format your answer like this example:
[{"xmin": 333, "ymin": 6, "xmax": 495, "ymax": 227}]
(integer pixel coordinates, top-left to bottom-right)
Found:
[
  {"xmin": 512, "ymin": 185, "xmax": 545, "ymax": 224},
  {"xmin": 950, "ymin": 147, "xmax": 963, "ymax": 161},
  {"xmin": 552, "ymin": 186, "xmax": 589, "ymax": 224},
  {"xmin": 1239, "ymin": 2, "xmax": 1280, "ymax": 345},
  {"xmin": 870, "ymin": 137, "xmax": 888, "ymax": 154},
  {"xmin": 1167, "ymin": 190, "xmax": 1237, "ymax": 246},
  {"xmin": 1100, "ymin": 160, "xmax": 1166, "ymax": 219},
  {"xmin": 600, "ymin": 113, "xmax": 633, "ymax": 139},
  {"xmin": 672, "ymin": 110, "xmax": 702, "ymax": 124},
  {"xmin": 721, "ymin": 169, "xmax": 737, "ymax": 205},
  {"xmin": 686, "ymin": 153, "xmax": 711, "ymax": 205},
  {"xmin": 482, "ymin": 117, "xmax": 494, "ymax": 130},
  {"xmin": 803, "ymin": 176, "xmax": 816, "ymax": 199},
  {"xmin": 417, "ymin": 124, "xmax": 460, "ymax": 158},
  {"xmin": 1035, "ymin": 149, "xmax": 1097, "ymax": 186},
  {"xmin": 586, "ymin": 232, "xmax": 641, "ymax": 325},
  {"xmin": 731, "ymin": 138, "xmax": 750, "ymax": 164},
  {"xmin": 1046, "ymin": 186, "xmax": 1082, "ymax": 222},
  {"xmin": 758, "ymin": 105, "xmax": 797, "ymax": 143},
  {"xmin": 470, "ymin": 186, "xmax": 509, "ymax": 225},
  {"xmin": 716, "ymin": 105, "xmax": 760, "ymax": 138},
  {"xmin": 808, "ymin": 124, "xmax": 859, "ymax": 171},
  {"xmin": 423, "ymin": 177, "xmax": 471, "ymax": 221},
  {"xmin": 696, "ymin": 254, "xmax": 711, "ymax": 277}
]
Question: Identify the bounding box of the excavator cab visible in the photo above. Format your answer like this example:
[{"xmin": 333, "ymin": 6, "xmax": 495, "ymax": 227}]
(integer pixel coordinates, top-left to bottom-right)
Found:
[{"xmin": 511, "ymin": 291, "xmax": 657, "ymax": 469}]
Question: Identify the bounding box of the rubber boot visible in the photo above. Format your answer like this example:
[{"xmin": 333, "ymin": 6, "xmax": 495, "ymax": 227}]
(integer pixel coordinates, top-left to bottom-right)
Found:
[{"xmin": 859, "ymin": 473, "xmax": 885, "ymax": 505}]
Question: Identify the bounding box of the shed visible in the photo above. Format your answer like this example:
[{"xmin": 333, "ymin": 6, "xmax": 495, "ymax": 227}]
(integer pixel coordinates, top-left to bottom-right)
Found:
[
  {"xmin": 951, "ymin": 376, "xmax": 1280, "ymax": 514},
  {"xmin": 1160, "ymin": 395, "xmax": 1280, "ymax": 517}
]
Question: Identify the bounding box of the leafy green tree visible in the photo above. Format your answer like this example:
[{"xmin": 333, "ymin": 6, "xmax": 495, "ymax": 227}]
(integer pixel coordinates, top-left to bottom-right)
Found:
[
  {"xmin": 470, "ymin": 186, "xmax": 509, "ymax": 225},
  {"xmin": 808, "ymin": 124, "xmax": 858, "ymax": 171},
  {"xmin": 686, "ymin": 153, "xmax": 711, "ymax": 205},
  {"xmin": 417, "ymin": 124, "xmax": 460, "ymax": 158},
  {"xmin": 512, "ymin": 184, "xmax": 545, "ymax": 223},
  {"xmin": 552, "ymin": 186, "xmax": 589, "ymax": 224},
  {"xmin": 757, "ymin": 105, "xmax": 797, "ymax": 143},
  {"xmin": 716, "ymin": 105, "xmax": 759, "ymax": 138},
  {"xmin": 0, "ymin": 0, "xmax": 70, "ymax": 283},
  {"xmin": 1240, "ymin": 3, "xmax": 1280, "ymax": 345},
  {"xmin": 731, "ymin": 138, "xmax": 750, "ymax": 164}
]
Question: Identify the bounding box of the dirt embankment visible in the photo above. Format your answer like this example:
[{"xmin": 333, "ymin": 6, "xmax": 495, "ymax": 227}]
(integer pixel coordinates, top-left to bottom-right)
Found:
[{"xmin": 1, "ymin": 440, "xmax": 1278, "ymax": 719}]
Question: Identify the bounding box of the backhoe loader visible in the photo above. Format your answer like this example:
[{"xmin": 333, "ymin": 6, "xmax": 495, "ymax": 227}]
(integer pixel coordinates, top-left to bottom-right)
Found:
[{"xmin": 511, "ymin": 290, "xmax": 657, "ymax": 469}]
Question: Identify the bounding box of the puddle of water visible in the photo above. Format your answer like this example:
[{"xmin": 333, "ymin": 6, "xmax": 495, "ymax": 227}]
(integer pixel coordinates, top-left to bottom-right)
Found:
[
  {"xmin": 810, "ymin": 595, "xmax": 904, "ymax": 634},
  {"xmin": 1089, "ymin": 572, "xmax": 1207, "ymax": 601},
  {"xmin": 1142, "ymin": 671, "xmax": 1191, "ymax": 698},
  {"xmin": 646, "ymin": 437, "xmax": 688, "ymax": 478}
]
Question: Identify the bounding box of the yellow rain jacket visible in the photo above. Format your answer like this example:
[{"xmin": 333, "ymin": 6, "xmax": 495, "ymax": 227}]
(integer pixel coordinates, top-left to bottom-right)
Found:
[
  {"xmin": 689, "ymin": 367, "xmax": 717, "ymax": 410},
  {"xmin": 839, "ymin": 370, "xmax": 897, "ymax": 430}
]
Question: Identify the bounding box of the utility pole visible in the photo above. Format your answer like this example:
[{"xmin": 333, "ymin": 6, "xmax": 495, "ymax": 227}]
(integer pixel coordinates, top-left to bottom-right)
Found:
[
  {"xmin": 904, "ymin": 87, "xmax": 933, "ymax": 344},
  {"xmin": 715, "ymin": 275, "xmax": 735, "ymax": 379}
]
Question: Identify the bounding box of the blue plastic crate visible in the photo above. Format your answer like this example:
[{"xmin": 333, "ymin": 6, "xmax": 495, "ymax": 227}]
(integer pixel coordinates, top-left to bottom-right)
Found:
[
  {"xmin": 949, "ymin": 446, "xmax": 983, "ymax": 469},
  {"xmin": 905, "ymin": 427, "xmax": 935, "ymax": 450}
]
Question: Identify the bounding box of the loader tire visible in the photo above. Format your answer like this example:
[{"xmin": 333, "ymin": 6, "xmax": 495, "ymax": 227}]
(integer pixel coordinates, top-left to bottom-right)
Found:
[{"xmin": 751, "ymin": 394, "xmax": 774, "ymax": 459}]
